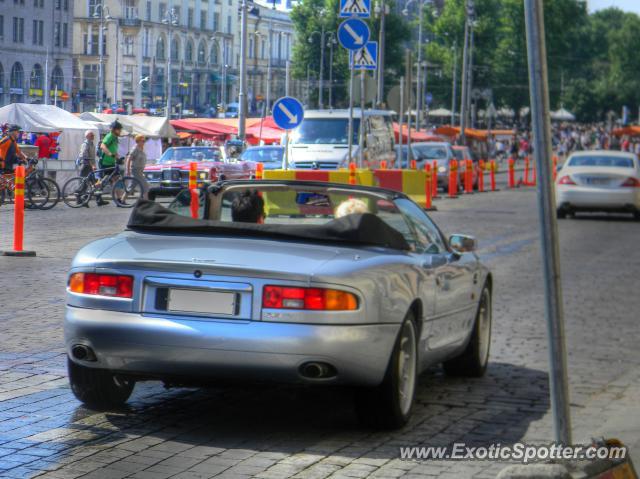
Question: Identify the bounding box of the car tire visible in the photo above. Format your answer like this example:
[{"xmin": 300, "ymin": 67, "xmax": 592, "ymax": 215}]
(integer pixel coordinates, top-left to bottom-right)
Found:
[
  {"xmin": 557, "ymin": 208, "xmax": 567, "ymax": 219},
  {"xmin": 67, "ymin": 357, "xmax": 134, "ymax": 409},
  {"xmin": 633, "ymin": 210, "xmax": 640, "ymax": 221},
  {"xmin": 443, "ymin": 284, "xmax": 492, "ymax": 378},
  {"xmin": 355, "ymin": 312, "xmax": 418, "ymax": 430}
]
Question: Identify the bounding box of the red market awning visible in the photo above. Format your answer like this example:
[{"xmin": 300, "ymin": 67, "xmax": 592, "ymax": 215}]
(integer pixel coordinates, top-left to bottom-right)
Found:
[
  {"xmin": 393, "ymin": 123, "xmax": 444, "ymax": 143},
  {"xmin": 612, "ymin": 126, "xmax": 640, "ymax": 137},
  {"xmin": 434, "ymin": 125, "xmax": 489, "ymax": 141},
  {"xmin": 171, "ymin": 119, "xmax": 237, "ymax": 139}
]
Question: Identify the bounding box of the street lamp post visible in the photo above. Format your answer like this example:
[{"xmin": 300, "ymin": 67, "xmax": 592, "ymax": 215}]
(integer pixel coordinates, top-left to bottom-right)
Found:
[
  {"xmin": 308, "ymin": 24, "xmax": 326, "ymax": 109},
  {"xmin": 162, "ymin": 7, "xmax": 179, "ymax": 119},
  {"xmin": 93, "ymin": 5, "xmax": 112, "ymax": 112},
  {"xmin": 459, "ymin": 0, "xmax": 474, "ymax": 144},
  {"xmin": 451, "ymin": 40, "xmax": 458, "ymax": 126},
  {"xmin": 375, "ymin": 0, "xmax": 388, "ymax": 106},
  {"xmin": 403, "ymin": 0, "xmax": 431, "ymax": 131},
  {"xmin": 238, "ymin": 0, "xmax": 249, "ymax": 141}
]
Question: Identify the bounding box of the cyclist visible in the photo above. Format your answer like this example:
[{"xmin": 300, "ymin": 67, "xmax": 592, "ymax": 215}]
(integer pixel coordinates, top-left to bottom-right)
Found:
[
  {"xmin": 96, "ymin": 120, "xmax": 123, "ymax": 206},
  {"xmin": 0, "ymin": 125, "xmax": 27, "ymax": 174},
  {"xmin": 74, "ymin": 130, "xmax": 99, "ymax": 208}
]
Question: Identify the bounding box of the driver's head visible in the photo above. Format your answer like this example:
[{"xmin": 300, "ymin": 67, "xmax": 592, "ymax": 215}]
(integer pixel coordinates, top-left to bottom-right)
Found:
[
  {"xmin": 231, "ymin": 190, "xmax": 265, "ymax": 224},
  {"xmin": 335, "ymin": 198, "xmax": 369, "ymax": 218}
]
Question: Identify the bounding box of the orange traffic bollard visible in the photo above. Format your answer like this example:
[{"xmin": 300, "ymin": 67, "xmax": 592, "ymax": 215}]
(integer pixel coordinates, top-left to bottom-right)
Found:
[
  {"xmin": 478, "ymin": 160, "xmax": 485, "ymax": 192},
  {"xmin": 190, "ymin": 189, "xmax": 199, "ymax": 219},
  {"xmin": 431, "ymin": 160, "xmax": 439, "ymax": 198},
  {"xmin": 523, "ymin": 156, "xmax": 530, "ymax": 185},
  {"xmin": 490, "ymin": 160, "xmax": 497, "ymax": 191},
  {"xmin": 425, "ymin": 163, "xmax": 433, "ymax": 210},
  {"xmin": 410, "ymin": 159, "xmax": 417, "ymax": 170},
  {"xmin": 552, "ymin": 155, "xmax": 558, "ymax": 181},
  {"xmin": 189, "ymin": 162, "xmax": 197, "ymax": 189},
  {"xmin": 255, "ymin": 162, "xmax": 264, "ymax": 180},
  {"xmin": 349, "ymin": 162, "xmax": 357, "ymax": 185},
  {"xmin": 465, "ymin": 159, "xmax": 473, "ymax": 193},
  {"xmin": 380, "ymin": 160, "xmax": 387, "ymax": 170},
  {"xmin": 508, "ymin": 157, "xmax": 516, "ymax": 188},
  {"xmin": 448, "ymin": 160, "xmax": 458, "ymax": 198},
  {"xmin": 2, "ymin": 166, "xmax": 35, "ymax": 257}
]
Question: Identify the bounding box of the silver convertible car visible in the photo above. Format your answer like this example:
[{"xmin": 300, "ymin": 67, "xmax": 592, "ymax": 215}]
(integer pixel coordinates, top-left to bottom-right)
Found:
[{"xmin": 65, "ymin": 180, "xmax": 492, "ymax": 429}]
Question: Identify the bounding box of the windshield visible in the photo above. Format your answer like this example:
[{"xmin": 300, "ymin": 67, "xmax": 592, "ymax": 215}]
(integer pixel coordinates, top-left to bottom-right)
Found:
[
  {"xmin": 412, "ymin": 144, "xmax": 449, "ymax": 160},
  {"xmin": 568, "ymin": 156, "xmax": 634, "ymax": 168},
  {"xmin": 290, "ymin": 119, "xmax": 360, "ymax": 145},
  {"xmin": 452, "ymin": 149, "xmax": 466, "ymax": 160},
  {"xmin": 159, "ymin": 148, "xmax": 221, "ymax": 163},
  {"xmin": 241, "ymin": 148, "xmax": 284, "ymax": 163}
]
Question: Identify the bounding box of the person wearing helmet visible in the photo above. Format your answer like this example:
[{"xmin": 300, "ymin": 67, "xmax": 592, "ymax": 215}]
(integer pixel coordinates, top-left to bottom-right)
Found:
[
  {"xmin": 95, "ymin": 120, "xmax": 123, "ymax": 206},
  {"xmin": 0, "ymin": 125, "xmax": 27, "ymax": 174}
]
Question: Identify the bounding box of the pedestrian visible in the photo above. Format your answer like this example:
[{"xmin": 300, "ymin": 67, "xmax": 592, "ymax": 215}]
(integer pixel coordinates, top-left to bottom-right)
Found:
[
  {"xmin": 96, "ymin": 120, "xmax": 124, "ymax": 206},
  {"xmin": 76, "ymin": 130, "xmax": 96, "ymax": 178},
  {"xmin": 0, "ymin": 125, "xmax": 27, "ymax": 174},
  {"xmin": 34, "ymin": 132, "xmax": 52, "ymax": 174},
  {"xmin": 126, "ymin": 134, "xmax": 150, "ymax": 199}
]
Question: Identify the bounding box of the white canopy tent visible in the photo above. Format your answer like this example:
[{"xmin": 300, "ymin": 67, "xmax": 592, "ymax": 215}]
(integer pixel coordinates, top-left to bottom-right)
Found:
[
  {"xmin": 0, "ymin": 104, "xmax": 98, "ymax": 166},
  {"xmin": 551, "ymin": 108, "xmax": 576, "ymax": 121},
  {"xmin": 79, "ymin": 113, "xmax": 177, "ymax": 161},
  {"xmin": 429, "ymin": 108, "xmax": 453, "ymax": 117}
]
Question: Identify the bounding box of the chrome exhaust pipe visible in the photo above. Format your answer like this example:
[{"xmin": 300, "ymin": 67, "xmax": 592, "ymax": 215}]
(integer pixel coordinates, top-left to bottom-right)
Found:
[
  {"xmin": 71, "ymin": 344, "xmax": 97, "ymax": 362},
  {"xmin": 300, "ymin": 362, "xmax": 336, "ymax": 379}
]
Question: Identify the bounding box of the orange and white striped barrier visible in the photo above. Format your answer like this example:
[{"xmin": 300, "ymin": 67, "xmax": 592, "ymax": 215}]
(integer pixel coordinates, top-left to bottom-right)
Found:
[
  {"xmin": 424, "ymin": 163, "xmax": 433, "ymax": 210},
  {"xmin": 508, "ymin": 157, "xmax": 516, "ymax": 189},
  {"xmin": 464, "ymin": 159, "xmax": 473, "ymax": 194},
  {"xmin": 255, "ymin": 162, "xmax": 264, "ymax": 180},
  {"xmin": 448, "ymin": 160, "xmax": 458, "ymax": 198},
  {"xmin": 189, "ymin": 162, "xmax": 198, "ymax": 219},
  {"xmin": 478, "ymin": 160, "xmax": 485, "ymax": 192},
  {"xmin": 349, "ymin": 162, "xmax": 357, "ymax": 185},
  {"xmin": 431, "ymin": 160, "xmax": 440, "ymax": 198},
  {"xmin": 2, "ymin": 166, "xmax": 35, "ymax": 257},
  {"xmin": 490, "ymin": 160, "xmax": 498, "ymax": 192}
]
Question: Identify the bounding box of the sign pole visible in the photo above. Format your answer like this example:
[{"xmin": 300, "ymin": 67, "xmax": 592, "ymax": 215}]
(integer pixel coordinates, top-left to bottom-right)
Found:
[
  {"xmin": 359, "ymin": 70, "xmax": 365, "ymax": 168},
  {"xmin": 524, "ymin": 0, "xmax": 572, "ymax": 445},
  {"xmin": 398, "ymin": 76, "xmax": 404, "ymax": 168},
  {"xmin": 284, "ymin": 130, "xmax": 290, "ymax": 170},
  {"xmin": 347, "ymin": 59, "xmax": 355, "ymax": 164}
]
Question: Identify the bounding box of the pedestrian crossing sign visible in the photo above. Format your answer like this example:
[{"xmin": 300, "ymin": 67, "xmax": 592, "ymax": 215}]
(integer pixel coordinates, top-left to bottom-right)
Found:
[
  {"xmin": 349, "ymin": 41, "xmax": 378, "ymax": 70},
  {"xmin": 340, "ymin": 0, "xmax": 370, "ymax": 18}
]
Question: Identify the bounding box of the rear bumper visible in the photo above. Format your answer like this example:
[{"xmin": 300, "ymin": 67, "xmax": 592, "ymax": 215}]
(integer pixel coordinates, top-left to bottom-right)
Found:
[
  {"xmin": 556, "ymin": 187, "xmax": 640, "ymax": 210},
  {"xmin": 64, "ymin": 306, "xmax": 400, "ymax": 386}
]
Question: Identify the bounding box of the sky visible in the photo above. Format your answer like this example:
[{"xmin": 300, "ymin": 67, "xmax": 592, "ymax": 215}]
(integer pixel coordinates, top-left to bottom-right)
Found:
[{"xmin": 588, "ymin": 0, "xmax": 640, "ymax": 13}]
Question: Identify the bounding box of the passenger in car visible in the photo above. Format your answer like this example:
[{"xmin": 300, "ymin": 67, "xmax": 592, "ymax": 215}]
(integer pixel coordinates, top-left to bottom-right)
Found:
[
  {"xmin": 335, "ymin": 198, "xmax": 369, "ymax": 218},
  {"xmin": 231, "ymin": 190, "xmax": 265, "ymax": 223}
]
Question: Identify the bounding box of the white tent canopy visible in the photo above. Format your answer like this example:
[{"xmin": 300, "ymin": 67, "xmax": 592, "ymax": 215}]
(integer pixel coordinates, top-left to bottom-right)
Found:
[
  {"xmin": 551, "ymin": 107, "xmax": 576, "ymax": 121},
  {"xmin": 79, "ymin": 113, "xmax": 177, "ymax": 139},
  {"xmin": 429, "ymin": 108, "xmax": 453, "ymax": 117},
  {"xmin": 0, "ymin": 103, "xmax": 98, "ymax": 165}
]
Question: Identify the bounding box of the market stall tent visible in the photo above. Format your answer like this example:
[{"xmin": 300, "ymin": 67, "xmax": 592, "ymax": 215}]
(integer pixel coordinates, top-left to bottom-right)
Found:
[{"xmin": 0, "ymin": 103, "xmax": 98, "ymax": 167}]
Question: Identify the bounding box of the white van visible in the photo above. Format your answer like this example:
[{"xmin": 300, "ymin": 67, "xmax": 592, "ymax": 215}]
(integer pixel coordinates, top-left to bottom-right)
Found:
[{"xmin": 287, "ymin": 109, "xmax": 396, "ymax": 169}]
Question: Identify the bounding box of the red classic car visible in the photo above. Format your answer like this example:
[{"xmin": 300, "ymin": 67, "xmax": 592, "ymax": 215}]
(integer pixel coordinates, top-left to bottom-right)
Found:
[{"xmin": 145, "ymin": 147, "xmax": 256, "ymax": 197}]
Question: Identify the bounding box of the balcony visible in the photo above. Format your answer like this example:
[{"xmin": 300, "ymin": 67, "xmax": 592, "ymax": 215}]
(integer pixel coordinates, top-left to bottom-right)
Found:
[{"xmin": 119, "ymin": 18, "xmax": 142, "ymax": 28}]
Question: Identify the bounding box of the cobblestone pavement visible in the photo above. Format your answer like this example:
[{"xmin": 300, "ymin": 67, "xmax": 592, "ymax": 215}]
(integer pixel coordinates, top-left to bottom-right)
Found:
[{"xmin": 0, "ymin": 182, "xmax": 639, "ymax": 479}]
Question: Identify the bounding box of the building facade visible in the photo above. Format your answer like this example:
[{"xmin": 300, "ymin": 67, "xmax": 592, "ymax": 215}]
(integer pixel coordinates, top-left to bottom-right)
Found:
[
  {"xmin": 73, "ymin": 0, "xmax": 296, "ymax": 115},
  {"xmin": 0, "ymin": 0, "xmax": 74, "ymax": 109}
]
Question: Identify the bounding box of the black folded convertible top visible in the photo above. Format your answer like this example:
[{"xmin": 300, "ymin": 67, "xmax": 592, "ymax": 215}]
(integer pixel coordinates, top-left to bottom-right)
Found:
[{"xmin": 127, "ymin": 200, "xmax": 410, "ymax": 250}]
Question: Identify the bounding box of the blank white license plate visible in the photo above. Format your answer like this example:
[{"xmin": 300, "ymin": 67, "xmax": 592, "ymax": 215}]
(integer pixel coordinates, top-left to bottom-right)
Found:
[
  {"xmin": 168, "ymin": 289, "xmax": 237, "ymax": 316},
  {"xmin": 587, "ymin": 177, "xmax": 609, "ymax": 185}
]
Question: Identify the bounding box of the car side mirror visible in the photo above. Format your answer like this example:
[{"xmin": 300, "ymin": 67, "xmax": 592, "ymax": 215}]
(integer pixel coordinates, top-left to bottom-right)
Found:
[{"xmin": 449, "ymin": 234, "xmax": 477, "ymax": 253}]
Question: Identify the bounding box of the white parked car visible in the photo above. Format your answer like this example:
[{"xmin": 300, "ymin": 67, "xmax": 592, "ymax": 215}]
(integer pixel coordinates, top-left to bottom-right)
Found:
[{"xmin": 556, "ymin": 151, "xmax": 640, "ymax": 219}]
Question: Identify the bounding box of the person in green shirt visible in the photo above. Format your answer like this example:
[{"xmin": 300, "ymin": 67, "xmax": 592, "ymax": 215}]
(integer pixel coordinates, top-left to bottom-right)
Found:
[{"xmin": 96, "ymin": 120, "xmax": 123, "ymax": 206}]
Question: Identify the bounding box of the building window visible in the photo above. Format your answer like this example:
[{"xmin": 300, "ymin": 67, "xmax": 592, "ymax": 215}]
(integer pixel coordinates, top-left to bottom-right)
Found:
[
  {"xmin": 226, "ymin": 16, "xmax": 231, "ymax": 34},
  {"xmin": 141, "ymin": 66, "xmax": 150, "ymax": 95},
  {"xmin": 30, "ymin": 64, "xmax": 44, "ymax": 90},
  {"xmin": 10, "ymin": 62, "xmax": 24, "ymax": 90},
  {"xmin": 143, "ymin": 28, "xmax": 151, "ymax": 58},
  {"xmin": 123, "ymin": 65, "xmax": 133, "ymax": 92},
  {"xmin": 145, "ymin": 1, "xmax": 151, "ymax": 21},
  {"xmin": 88, "ymin": 0, "xmax": 102, "ymax": 18},
  {"xmin": 171, "ymin": 37, "xmax": 179, "ymax": 62},
  {"xmin": 156, "ymin": 36, "xmax": 165, "ymax": 60},
  {"xmin": 261, "ymin": 39, "xmax": 265, "ymax": 59},
  {"xmin": 248, "ymin": 37, "xmax": 254, "ymax": 59},
  {"xmin": 123, "ymin": 35, "xmax": 134, "ymax": 56},
  {"xmin": 210, "ymin": 42, "xmax": 218, "ymax": 64},
  {"xmin": 14, "ymin": 0, "xmax": 25, "ymax": 5},
  {"xmin": 32, "ymin": 20, "xmax": 44, "ymax": 45},
  {"xmin": 63, "ymin": 23, "xmax": 68, "ymax": 48},
  {"xmin": 64, "ymin": 0, "xmax": 68, "ymax": 10},
  {"xmin": 159, "ymin": 3, "xmax": 166, "ymax": 21},
  {"xmin": 187, "ymin": 8, "xmax": 193, "ymax": 28},
  {"xmin": 213, "ymin": 12, "xmax": 219, "ymax": 31},
  {"xmin": 173, "ymin": 6, "xmax": 181, "ymax": 23},
  {"xmin": 12, "ymin": 17, "xmax": 24, "ymax": 43},
  {"xmin": 200, "ymin": 10, "xmax": 207, "ymax": 30},
  {"xmin": 55, "ymin": 0, "xmax": 61, "ymax": 9},
  {"xmin": 197, "ymin": 40, "xmax": 206, "ymax": 65},
  {"xmin": 54, "ymin": 22, "xmax": 61, "ymax": 47},
  {"xmin": 51, "ymin": 65, "xmax": 64, "ymax": 90},
  {"xmin": 82, "ymin": 64, "xmax": 98, "ymax": 92},
  {"xmin": 185, "ymin": 40, "xmax": 193, "ymax": 63}
]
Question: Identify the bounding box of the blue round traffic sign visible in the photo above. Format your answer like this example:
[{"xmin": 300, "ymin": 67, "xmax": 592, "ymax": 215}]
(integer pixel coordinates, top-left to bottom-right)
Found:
[
  {"xmin": 338, "ymin": 18, "xmax": 370, "ymax": 51},
  {"xmin": 272, "ymin": 96, "xmax": 304, "ymax": 130}
]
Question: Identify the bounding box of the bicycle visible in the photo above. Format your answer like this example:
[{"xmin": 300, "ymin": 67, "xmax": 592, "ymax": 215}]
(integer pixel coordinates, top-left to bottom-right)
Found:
[
  {"xmin": 61, "ymin": 157, "xmax": 143, "ymax": 208},
  {"xmin": 0, "ymin": 158, "xmax": 61, "ymax": 210}
]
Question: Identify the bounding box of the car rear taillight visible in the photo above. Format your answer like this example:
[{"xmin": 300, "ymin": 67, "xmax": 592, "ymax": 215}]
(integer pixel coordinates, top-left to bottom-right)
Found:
[
  {"xmin": 69, "ymin": 273, "xmax": 134, "ymax": 298},
  {"xmin": 558, "ymin": 175, "xmax": 576, "ymax": 185},
  {"xmin": 263, "ymin": 286, "xmax": 358, "ymax": 311},
  {"xmin": 621, "ymin": 177, "xmax": 640, "ymax": 187}
]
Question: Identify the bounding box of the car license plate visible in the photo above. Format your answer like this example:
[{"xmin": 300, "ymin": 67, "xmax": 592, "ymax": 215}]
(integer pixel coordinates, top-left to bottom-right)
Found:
[
  {"xmin": 168, "ymin": 289, "xmax": 237, "ymax": 316},
  {"xmin": 586, "ymin": 177, "xmax": 609, "ymax": 185}
]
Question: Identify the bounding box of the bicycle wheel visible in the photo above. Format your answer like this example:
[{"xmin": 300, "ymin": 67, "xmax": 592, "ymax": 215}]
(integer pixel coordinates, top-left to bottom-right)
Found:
[
  {"xmin": 62, "ymin": 177, "xmax": 92, "ymax": 208},
  {"xmin": 112, "ymin": 176, "xmax": 143, "ymax": 208},
  {"xmin": 32, "ymin": 177, "xmax": 61, "ymax": 210},
  {"xmin": 25, "ymin": 177, "xmax": 51, "ymax": 209}
]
